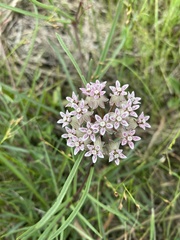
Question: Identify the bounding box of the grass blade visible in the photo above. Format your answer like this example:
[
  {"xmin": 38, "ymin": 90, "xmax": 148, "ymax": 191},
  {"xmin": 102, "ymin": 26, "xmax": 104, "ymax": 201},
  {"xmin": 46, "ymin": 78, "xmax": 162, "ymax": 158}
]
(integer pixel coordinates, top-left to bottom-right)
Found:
[
  {"xmin": 48, "ymin": 167, "xmax": 94, "ymax": 239},
  {"xmin": 18, "ymin": 152, "xmax": 84, "ymax": 239},
  {"xmin": 150, "ymin": 208, "xmax": 156, "ymax": 240},
  {"xmin": 56, "ymin": 33, "xmax": 87, "ymax": 86},
  {"xmin": 0, "ymin": 153, "xmax": 48, "ymax": 208},
  {"xmin": 92, "ymin": 0, "xmax": 122, "ymax": 80},
  {"xmin": 0, "ymin": 3, "xmax": 70, "ymax": 24}
]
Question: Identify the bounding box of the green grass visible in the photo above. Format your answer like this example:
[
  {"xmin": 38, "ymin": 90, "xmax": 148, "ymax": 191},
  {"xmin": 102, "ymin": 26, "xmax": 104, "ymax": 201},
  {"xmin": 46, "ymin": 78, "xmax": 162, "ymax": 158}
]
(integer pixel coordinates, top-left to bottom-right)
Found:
[{"xmin": 0, "ymin": 0, "xmax": 180, "ymax": 239}]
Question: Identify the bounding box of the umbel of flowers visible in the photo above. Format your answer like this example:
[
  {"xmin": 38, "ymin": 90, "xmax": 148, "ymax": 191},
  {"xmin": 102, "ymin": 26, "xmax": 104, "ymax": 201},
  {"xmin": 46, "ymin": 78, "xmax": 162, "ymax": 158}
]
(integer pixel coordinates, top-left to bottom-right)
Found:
[{"xmin": 57, "ymin": 80, "xmax": 151, "ymax": 165}]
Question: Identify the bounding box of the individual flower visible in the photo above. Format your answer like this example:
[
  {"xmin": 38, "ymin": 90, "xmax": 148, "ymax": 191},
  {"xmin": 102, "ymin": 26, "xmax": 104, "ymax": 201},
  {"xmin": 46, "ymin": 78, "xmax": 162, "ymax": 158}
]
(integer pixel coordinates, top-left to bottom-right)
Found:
[
  {"xmin": 109, "ymin": 80, "xmax": 129, "ymax": 96},
  {"xmin": 81, "ymin": 80, "xmax": 108, "ymax": 109},
  {"xmin": 79, "ymin": 121, "xmax": 98, "ymax": 142},
  {"xmin": 137, "ymin": 112, "xmax": 151, "ymax": 130},
  {"xmin": 61, "ymin": 127, "xmax": 76, "ymax": 139},
  {"xmin": 121, "ymin": 130, "xmax": 141, "ymax": 149},
  {"xmin": 66, "ymin": 136, "xmax": 85, "ymax": 155},
  {"xmin": 110, "ymin": 108, "xmax": 129, "ymax": 129},
  {"xmin": 122, "ymin": 99, "xmax": 140, "ymax": 117},
  {"xmin": 93, "ymin": 113, "xmax": 113, "ymax": 135},
  {"xmin": 109, "ymin": 81, "xmax": 129, "ymax": 107},
  {"xmin": 79, "ymin": 83, "xmax": 92, "ymax": 96},
  {"xmin": 109, "ymin": 149, "xmax": 126, "ymax": 165},
  {"xmin": 57, "ymin": 110, "xmax": 72, "ymax": 127},
  {"xmin": 84, "ymin": 138, "xmax": 104, "ymax": 163},
  {"xmin": 66, "ymin": 92, "xmax": 79, "ymax": 107},
  {"xmin": 71, "ymin": 99, "xmax": 89, "ymax": 119},
  {"xmin": 127, "ymin": 91, "xmax": 141, "ymax": 105},
  {"xmin": 80, "ymin": 80, "xmax": 106, "ymax": 99}
]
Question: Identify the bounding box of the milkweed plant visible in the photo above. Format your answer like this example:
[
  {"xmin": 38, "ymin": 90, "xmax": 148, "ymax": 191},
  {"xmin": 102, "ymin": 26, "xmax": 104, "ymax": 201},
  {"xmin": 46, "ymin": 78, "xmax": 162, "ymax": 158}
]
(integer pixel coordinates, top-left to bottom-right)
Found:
[{"xmin": 57, "ymin": 80, "xmax": 151, "ymax": 165}]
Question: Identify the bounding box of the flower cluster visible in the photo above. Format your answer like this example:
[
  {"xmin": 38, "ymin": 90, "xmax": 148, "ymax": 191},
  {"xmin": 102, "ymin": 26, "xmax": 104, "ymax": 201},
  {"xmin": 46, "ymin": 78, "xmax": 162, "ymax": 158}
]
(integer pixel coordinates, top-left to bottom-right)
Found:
[{"xmin": 57, "ymin": 80, "xmax": 151, "ymax": 165}]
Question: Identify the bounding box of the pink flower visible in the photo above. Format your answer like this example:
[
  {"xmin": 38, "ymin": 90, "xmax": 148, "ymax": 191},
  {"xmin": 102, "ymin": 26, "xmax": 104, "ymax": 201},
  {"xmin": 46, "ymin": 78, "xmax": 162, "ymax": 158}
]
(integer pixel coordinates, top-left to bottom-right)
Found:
[
  {"xmin": 58, "ymin": 80, "xmax": 151, "ymax": 165},
  {"xmin": 109, "ymin": 80, "xmax": 129, "ymax": 96},
  {"xmin": 79, "ymin": 121, "xmax": 98, "ymax": 142},
  {"xmin": 122, "ymin": 99, "xmax": 140, "ymax": 117},
  {"xmin": 137, "ymin": 112, "xmax": 151, "ymax": 130},
  {"xmin": 66, "ymin": 92, "xmax": 79, "ymax": 107},
  {"xmin": 57, "ymin": 110, "xmax": 72, "ymax": 127},
  {"xmin": 79, "ymin": 83, "xmax": 93, "ymax": 96},
  {"xmin": 110, "ymin": 108, "xmax": 129, "ymax": 129},
  {"xmin": 80, "ymin": 80, "xmax": 107, "ymax": 99},
  {"xmin": 71, "ymin": 99, "xmax": 89, "ymax": 119},
  {"xmin": 81, "ymin": 80, "xmax": 108, "ymax": 109},
  {"xmin": 85, "ymin": 144, "xmax": 104, "ymax": 163},
  {"xmin": 109, "ymin": 149, "xmax": 126, "ymax": 165},
  {"xmin": 127, "ymin": 91, "xmax": 141, "ymax": 105},
  {"xmin": 62, "ymin": 127, "xmax": 76, "ymax": 139},
  {"xmin": 93, "ymin": 114, "xmax": 113, "ymax": 135},
  {"xmin": 66, "ymin": 136, "xmax": 85, "ymax": 155},
  {"xmin": 121, "ymin": 130, "xmax": 141, "ymax": 149}
]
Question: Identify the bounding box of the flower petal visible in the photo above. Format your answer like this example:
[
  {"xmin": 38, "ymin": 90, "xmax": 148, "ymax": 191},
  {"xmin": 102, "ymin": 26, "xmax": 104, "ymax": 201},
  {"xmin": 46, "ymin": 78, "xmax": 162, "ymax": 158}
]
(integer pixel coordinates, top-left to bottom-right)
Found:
[
  {"xmin": 100, "ymin": 128, "xmax": 106, "ymax": 135},
  {"xmin": 128, "ymin": 141, "xmax": 134, "ymax": 149},
  {"xmin": 121, "ymin": 139, "xmax": 127, "ymax": 145},
  {"xmin": 95, "ymin": 114, "xmax": 102, "ymax": 122},
  {"xmin": 85, "ymin": 151, "xmax": 91, "ymax": 157},
  {"xmin": 92, "ymin": 155, "xmax": 97, "ymax": 163},
  {"xmin": 133, "ymin": 136, "xmax": 141, "ymax": 141}
]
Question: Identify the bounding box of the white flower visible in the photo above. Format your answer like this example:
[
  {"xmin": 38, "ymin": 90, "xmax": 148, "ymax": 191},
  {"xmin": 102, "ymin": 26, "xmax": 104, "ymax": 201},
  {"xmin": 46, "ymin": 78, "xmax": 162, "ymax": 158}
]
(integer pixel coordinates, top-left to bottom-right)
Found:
[{"xmin": 57, "ymin": 110, "xmax": 72, "ymax": 128}]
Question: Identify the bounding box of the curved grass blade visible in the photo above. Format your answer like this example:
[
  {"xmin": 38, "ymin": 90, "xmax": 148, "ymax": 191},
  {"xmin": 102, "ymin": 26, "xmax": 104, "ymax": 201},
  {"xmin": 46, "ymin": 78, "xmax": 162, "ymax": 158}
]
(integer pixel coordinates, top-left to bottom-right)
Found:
[
  {"xmin": 48, "ymin": 167, "xmax": 94, "ymax": 240},
  {"xmin": 18, "ymin": 152, "xmax": 84, "ymax": 240},
  {"xmin": 0, "ymin": 3, "xmax": 70, "ymax": 24},
  {"xmin": 56, "ymin": 33, "xmax": 87, "ymax": 86},
  {"xmin": 0, "ymin": 153, "xmax": 48, "ymax": 208},
  {"xmin": 92, "ymin": 0, "xmax": 122, "ymax": 80}
]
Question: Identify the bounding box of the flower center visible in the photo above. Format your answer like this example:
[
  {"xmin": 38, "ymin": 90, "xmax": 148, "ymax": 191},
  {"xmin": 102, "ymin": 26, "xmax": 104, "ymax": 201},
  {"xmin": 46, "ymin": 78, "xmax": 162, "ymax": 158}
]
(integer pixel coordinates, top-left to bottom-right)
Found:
[
  {"xmin": 117, "ymin": 116, "xmax": 122, "ymax": 122},
  {"xmin": 115, "ymin": 154, "xmax": 119, "ymax": 159},
  {"xmin": 94, "ymin": 90, "xmax": 99, "ymax": 95},
  {"xmin": 100, "ymin": 121, "xmax": 106, "ymax": 127},
  {"xmin": 128, "ymin": 136, "xmax": 132, "ymax": 141},
  {"xmin": 75, "ymin": 142, "xmax": 80, "ymax": 147},
  {"xmin": 76, "ymin": 108, "xmax": 81, "ymax": 113},
  {"xmin": 87, "ymin": 129, "xmax": 92, "ymax": 135},
  {"xmin": 92, "ymin": 150, "xmax": 97, "ymax": 155},
  {"xmin": 128, "ymin": 107, "xmax": 132, "ymax": 112},
  {"xmin": 117, "ymin": 87, "xmax": 121, "ymax": 92}
]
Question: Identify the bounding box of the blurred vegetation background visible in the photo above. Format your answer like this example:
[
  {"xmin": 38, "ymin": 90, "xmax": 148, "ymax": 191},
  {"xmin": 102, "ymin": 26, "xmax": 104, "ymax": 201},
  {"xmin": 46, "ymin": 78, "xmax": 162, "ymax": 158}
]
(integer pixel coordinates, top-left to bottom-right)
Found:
[{"xmin": 0, "ymin": 0, "xmax": 180, "ymax": 239}]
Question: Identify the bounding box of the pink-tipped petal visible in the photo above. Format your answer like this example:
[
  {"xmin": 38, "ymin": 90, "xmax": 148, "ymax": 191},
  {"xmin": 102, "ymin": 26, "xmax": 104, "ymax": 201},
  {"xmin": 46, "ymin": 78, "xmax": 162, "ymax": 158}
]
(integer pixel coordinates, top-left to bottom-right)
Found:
[
  {"xmin": 114, "ymin": 122, "xmax": 120, "ymax": 129},
  {"xmin": 95, "ymin": 114, "xmax": 102, "ymax": 122},
  {"xmin": 98, "ymin": 152, "xmax": 104, "ymax": 158},
  {"xmin": 91, "ymin": 135, "xmax": 96, "ymax": 142},
  {"xmin": 85, "ymin": 151, "xmax": 91, "ymax": 157},
  {"xmin": 133, "ymin": 136, "xmax": 141, "ymax": 141},
  {"xmin": 115, "ymin": 159, "xmax": 120, "ymax": 165},
  {"xmin": 122, "ymin": 84, "xmax": 129, "ymax": 91},
  {"xmin": 121, "ymin": 139, "xmax": 127, "ymax": 145},
  {"xmin": 106, "ymin": 123, "xmax": 113, "ymax": 129},
  {"xmin": 128, "ymin": 141, "xmax": 134, "ymax": 149},
  {"xmin": 121, "ymin": 120, "xmax": 129, "ymax": 127},
  {"xmin": 100, "ymin": 128, "xmax": 106, "ymax": 135}
]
